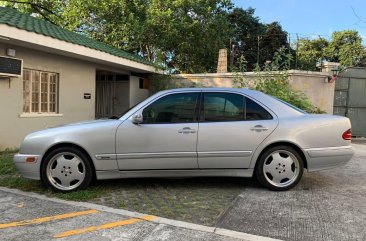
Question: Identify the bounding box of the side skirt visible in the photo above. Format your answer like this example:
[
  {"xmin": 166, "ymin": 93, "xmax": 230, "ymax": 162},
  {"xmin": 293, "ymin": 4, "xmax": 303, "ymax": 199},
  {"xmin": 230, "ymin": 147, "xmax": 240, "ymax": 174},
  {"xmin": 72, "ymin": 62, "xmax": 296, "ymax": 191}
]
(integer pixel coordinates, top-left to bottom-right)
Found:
[{"xmin": 96, "ymin": 169, "xmax": 254, "ymax": 180}]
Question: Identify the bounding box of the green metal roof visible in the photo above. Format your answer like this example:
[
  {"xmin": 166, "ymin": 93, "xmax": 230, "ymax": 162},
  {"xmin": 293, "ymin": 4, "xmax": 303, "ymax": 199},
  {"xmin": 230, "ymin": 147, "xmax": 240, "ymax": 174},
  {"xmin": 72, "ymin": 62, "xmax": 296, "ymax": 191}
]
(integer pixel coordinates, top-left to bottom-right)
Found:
[{"xmin": 0, "ymin": 7, "xmax": 156, "ymax": 68}]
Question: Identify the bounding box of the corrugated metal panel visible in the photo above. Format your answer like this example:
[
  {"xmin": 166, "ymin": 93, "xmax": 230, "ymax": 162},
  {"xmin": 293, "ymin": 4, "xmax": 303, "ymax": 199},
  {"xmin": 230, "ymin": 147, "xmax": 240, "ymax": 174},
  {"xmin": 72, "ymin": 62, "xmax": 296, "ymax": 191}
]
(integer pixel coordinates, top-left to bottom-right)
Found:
[
  {"xmin": 348, "ymin": 79, "xmax": 366, "ymax": 107},
  {"xmin": 334, "ymin": 91, "xmax": 348, "ymax": 106},
  {"xmin": 334, "ymin": 68, "xmax": 366, "ymax": 137},
  {"xmin": 347, "ymin": 108, "xmax": 366, "ymax": 136},
  {"xmin": 335, "ymin": 76, "xmax": 349, "ymax": 90}
]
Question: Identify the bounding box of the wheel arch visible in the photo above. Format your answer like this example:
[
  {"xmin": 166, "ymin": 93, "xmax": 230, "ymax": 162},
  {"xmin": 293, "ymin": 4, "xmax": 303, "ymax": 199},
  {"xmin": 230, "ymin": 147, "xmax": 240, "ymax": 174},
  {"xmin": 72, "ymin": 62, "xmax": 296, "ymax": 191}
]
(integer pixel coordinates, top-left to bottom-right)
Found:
[
  {"xmin": 40, "ymin": 142, "xmax": 96, "ymax": 181},
  {"xmin": 254, "ymin": 141, "xmax": 308, "ymax": 170}
]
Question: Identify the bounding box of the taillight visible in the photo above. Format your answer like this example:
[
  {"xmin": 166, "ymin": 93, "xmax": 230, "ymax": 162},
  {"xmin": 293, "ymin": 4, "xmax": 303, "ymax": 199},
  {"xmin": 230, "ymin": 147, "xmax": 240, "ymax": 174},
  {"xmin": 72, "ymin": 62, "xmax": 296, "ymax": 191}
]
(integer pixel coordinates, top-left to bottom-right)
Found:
[{"xmin": 342, "ymin": 129, "xmax": 352, "ymax": 140}]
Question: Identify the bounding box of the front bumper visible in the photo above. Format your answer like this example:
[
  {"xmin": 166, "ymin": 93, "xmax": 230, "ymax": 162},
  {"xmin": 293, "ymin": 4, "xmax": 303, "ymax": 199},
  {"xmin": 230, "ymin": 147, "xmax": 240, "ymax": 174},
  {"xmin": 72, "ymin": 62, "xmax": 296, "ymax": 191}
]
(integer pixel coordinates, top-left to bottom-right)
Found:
[
  {"xmin": 13, "ymin": 154, "xmax": 42, "ymax": 180},
  {"xmin": 305, "ymin": 146, "xmax": 354, "ymax": 172}
]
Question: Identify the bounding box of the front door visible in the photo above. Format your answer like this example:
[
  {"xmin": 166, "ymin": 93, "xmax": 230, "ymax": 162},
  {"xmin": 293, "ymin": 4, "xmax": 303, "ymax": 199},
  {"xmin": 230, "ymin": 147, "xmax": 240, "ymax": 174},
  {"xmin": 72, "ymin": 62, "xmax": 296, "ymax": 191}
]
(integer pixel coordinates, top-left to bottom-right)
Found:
[
  {"xmin": 115, "ymin": 92, "xmax": 200, "ymax": 170},
  {"xmin": 197, "ymin": 92, "xmax": 278, "ymax": 169}
]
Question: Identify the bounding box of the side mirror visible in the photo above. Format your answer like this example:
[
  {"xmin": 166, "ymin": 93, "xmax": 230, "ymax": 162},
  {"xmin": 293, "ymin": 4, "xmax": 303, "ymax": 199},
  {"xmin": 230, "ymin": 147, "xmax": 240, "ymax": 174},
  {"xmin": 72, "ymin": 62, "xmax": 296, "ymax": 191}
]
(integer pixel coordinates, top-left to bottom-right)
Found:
[{"xmin": 131, "ymin": 113, "xmax": 143, "ymax": 125}]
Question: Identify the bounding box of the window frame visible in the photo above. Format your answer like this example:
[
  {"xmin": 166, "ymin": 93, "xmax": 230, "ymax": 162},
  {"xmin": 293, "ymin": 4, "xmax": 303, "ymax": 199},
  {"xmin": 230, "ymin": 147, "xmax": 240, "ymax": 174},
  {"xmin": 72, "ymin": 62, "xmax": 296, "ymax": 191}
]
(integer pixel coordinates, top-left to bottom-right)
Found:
[
  {"xmin": 199, "ymin": 91, "xmax": 273, "ymax": 122},
  {"xmin": 199, "ymin": 92, "xmax": 245, "ymax": 122},
  {"xmin": 22, "ymin": 69, "xmax": 59, "ymax": 115},
  {"xmin": 244, "ymin": 96, "xmax": 273, "ymax": 121},
  {"xmin": 141, "ymin": 92, "xmax": 201, "ymax": 125}
]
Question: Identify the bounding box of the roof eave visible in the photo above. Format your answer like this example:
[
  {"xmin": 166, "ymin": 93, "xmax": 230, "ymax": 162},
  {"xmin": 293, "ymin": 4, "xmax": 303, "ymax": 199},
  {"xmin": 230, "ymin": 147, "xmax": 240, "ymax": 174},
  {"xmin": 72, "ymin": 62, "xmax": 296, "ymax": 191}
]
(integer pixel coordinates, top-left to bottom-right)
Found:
[{"xmin": 0, "ymin": 24, "xmax": 161, "ymax": 74}]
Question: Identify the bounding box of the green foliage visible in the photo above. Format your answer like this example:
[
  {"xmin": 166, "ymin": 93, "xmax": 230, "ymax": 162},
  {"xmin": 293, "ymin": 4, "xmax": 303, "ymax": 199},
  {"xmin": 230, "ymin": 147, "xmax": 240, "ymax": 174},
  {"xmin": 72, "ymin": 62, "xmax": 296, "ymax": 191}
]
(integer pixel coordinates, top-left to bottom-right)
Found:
[
  {"xmin": 296, "ymin": 38, "xmax": 329, "ymax": 71},
  {"xmin": 228, "ymin": 7, "xmax": 289, "ymax": 71},
  {"xmin": 325, "ymin": 30, "xmax": 366, "ymax": 67},
  {"xmin": 234, "ymin": 47, "xmax": 324, "ymax": 113},
  {"xmin": 0, "ymin": 151, "xmax": 17, "ymax": 175},
  {"xmin": 1, "ymin": 0, "xmax": 233, "ymax": 74},
  {"xmin": 296, "ymin": 30, "xmax": 366, "ymax": 70},
  {"xmin": 2, "ymin": 1, "xmax": 292, "ymax": 74}
]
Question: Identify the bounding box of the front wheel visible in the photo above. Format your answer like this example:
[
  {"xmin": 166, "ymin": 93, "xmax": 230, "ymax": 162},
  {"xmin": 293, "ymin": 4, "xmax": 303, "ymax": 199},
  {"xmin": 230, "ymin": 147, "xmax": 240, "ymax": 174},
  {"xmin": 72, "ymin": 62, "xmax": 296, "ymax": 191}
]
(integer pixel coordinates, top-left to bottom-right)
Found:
[
  {"xmin": 41, "ymin": 147, "xmax": 93, "ymax": 192},
  {"xmin": 255, "ymin": 146, "xmax": 304, "ymax": 191}
]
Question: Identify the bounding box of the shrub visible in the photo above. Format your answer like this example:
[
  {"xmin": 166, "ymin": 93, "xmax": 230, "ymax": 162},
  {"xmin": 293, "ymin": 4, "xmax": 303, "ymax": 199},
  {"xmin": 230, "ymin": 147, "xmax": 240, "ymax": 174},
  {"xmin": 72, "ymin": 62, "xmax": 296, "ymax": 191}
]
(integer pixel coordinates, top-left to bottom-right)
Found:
[{"xmin": 233, "ymin": 47, "xmax": 324, "ymax": 114}]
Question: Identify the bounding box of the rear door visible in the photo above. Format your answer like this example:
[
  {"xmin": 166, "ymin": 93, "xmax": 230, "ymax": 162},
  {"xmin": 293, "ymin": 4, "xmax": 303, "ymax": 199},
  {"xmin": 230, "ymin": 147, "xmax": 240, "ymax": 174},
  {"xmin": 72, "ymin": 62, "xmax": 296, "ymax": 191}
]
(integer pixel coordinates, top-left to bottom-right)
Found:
[{"xmin": 197, "ymin": 91, "xmax": 278, "ymax": 169}]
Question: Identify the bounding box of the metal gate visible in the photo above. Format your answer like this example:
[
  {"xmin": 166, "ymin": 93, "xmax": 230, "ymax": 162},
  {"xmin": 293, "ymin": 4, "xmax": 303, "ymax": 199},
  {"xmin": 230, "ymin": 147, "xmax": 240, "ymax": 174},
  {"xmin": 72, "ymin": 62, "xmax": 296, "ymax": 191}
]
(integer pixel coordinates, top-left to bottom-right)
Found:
[{"xmin": 334, "ymin": 67, "xmax": 366, "ymax": 137}]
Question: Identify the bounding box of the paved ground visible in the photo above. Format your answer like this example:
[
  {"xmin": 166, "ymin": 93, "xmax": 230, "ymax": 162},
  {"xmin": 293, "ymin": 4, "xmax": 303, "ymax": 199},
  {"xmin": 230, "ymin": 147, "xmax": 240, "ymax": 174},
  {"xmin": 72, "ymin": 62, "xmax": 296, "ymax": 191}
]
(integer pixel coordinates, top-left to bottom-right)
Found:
[
  {"xmin": 217, "ymin": 144, "xmax": 366, "ymax": 241},
  {"xmin": 0, "ymin": 144, "xmax": 365, "ymax": 241},
  {"xmin": 90, "ymin": 176, "xmax": 247, "ymax": 226},
  {"xmin": 0, "ymin": 188, "xmax": 277, "ymax": 241}
]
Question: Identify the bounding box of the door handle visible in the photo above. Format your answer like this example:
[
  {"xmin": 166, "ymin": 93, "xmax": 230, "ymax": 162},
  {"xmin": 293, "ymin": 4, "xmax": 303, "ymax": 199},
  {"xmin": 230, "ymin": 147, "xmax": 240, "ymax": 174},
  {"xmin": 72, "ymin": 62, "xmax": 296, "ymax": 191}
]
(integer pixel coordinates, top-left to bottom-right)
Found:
[
  {"xmin": 178, "ymin": 127, "xmax": 196, "ymax": 134},
  {"xmin": 250, "ymin": 125, "xmax": 269, "ymax": 132}
]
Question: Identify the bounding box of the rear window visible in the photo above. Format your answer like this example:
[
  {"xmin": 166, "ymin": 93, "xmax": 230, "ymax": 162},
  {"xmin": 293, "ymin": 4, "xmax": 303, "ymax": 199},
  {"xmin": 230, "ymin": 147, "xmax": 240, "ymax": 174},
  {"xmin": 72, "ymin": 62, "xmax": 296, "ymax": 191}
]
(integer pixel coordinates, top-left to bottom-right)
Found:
[{"xmin": 270, "ymin": 96, "xmax": 308, "ymax": 114}]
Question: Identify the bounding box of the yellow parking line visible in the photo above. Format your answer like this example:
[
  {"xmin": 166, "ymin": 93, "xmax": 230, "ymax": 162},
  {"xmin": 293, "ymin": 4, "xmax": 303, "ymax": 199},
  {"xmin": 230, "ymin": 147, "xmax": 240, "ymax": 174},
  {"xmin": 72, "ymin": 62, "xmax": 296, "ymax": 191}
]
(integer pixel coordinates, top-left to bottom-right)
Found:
[
  {"xmin": 0, "ymin": 209, "xmax": 98, "ymax": 229},
  {"xmin": 53, "ymin": 215, "xmax": 157, "ymax": 238}
]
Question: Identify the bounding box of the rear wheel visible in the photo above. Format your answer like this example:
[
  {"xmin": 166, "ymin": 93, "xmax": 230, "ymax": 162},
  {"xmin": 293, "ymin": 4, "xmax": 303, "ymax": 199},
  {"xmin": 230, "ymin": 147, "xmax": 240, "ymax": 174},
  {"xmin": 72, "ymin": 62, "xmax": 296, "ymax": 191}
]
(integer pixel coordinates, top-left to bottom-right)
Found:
[
  {"xmin": 41, "ymin": 147, "xmax": 93, "ymax": 192},
  {"xmin": 255, "ymin": 146, "xmax": 304, "ymax": 191}
]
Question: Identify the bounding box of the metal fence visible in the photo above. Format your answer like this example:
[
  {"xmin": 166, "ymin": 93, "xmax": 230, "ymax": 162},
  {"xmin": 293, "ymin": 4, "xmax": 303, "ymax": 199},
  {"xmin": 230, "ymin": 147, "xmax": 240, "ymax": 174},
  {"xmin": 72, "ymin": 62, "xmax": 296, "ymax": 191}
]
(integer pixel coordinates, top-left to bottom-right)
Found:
[{"xmin": 334, "ymin": 67, "xmax": 366, "ymax": 137}]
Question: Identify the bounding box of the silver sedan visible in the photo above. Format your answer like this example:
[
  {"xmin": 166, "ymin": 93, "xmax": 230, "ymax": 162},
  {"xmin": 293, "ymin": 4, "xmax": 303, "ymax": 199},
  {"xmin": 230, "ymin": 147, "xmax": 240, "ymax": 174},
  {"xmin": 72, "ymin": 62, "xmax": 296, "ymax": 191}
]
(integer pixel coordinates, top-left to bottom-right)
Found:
[{"xmin": 14, "ymin": 88, "xmax": 354, "ymax": 192}]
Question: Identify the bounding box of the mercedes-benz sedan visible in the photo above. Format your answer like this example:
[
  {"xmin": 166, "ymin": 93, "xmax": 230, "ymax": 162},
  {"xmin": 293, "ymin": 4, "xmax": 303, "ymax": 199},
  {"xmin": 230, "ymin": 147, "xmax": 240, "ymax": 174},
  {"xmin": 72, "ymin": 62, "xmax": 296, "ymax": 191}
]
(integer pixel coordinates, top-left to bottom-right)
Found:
[{"xmin": 14, "ymin": 88, "xmax": 354, "ymax": 192}]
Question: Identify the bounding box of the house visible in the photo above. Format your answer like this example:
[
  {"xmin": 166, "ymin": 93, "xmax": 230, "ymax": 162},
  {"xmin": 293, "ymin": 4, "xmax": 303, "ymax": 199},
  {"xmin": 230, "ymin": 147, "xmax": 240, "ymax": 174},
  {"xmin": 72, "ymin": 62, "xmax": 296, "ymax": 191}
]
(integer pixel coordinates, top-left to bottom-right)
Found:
[{"xmin": 0, "ymin": 7, "xmax": 158, "ymax": 149}]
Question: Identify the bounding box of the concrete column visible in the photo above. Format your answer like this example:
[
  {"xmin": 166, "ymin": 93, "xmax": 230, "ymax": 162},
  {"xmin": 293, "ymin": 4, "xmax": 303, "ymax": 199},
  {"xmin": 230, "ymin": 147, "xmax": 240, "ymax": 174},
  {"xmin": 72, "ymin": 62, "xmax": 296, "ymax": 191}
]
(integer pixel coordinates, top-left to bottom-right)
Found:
[
  {"xmin": 321, "ymin": 62, "xmax": 340, "ymax": 73},
  {"xmin": 217, "ymin": 49, "xmax": 228, "ymax": 73}
]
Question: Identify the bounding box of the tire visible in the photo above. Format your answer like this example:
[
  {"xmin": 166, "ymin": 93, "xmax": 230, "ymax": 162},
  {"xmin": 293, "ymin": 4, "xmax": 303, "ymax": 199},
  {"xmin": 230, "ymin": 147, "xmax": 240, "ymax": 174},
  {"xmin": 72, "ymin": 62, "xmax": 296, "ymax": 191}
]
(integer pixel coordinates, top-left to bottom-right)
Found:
[
  {"xmin": 255, "ymin": 146, "xmax": 304, "ymax": 191},
  {"xmin": 41, "ymin": 147, "xmax": 93, "ymax": 192}
]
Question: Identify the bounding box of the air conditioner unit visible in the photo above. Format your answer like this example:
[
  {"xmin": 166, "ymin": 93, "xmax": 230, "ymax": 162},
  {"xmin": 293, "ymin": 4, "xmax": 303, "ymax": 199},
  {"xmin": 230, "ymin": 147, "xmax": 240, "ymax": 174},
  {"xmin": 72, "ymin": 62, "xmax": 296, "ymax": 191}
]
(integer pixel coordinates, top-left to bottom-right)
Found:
[{"xmin": 0, "ymin": 56, "xmax": 23, "ymax": 77}]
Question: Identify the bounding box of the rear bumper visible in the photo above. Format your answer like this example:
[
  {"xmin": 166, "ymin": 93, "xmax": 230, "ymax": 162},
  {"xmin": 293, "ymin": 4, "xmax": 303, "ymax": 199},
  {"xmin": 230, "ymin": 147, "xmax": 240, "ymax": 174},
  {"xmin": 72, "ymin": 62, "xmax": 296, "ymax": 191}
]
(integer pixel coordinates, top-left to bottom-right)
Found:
[
  {"xmin": 304, "ymin": 146, "xmax": 354, "ymax": 172},
  {"xmin": 13, "ymin": 154, "xmax": 41, "ymax": 180}
]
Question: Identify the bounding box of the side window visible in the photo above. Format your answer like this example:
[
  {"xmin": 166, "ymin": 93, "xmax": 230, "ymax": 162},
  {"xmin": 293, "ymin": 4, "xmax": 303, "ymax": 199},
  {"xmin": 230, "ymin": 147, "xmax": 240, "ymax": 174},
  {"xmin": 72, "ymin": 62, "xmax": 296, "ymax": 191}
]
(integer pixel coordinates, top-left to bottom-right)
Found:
[
  {"xmin": 142, "ymin": 93, "xmax": 199, "ymax": 124},
  {"xmin": 203, "ymin": 93, "xmax": 244, "ymax": 122},
  {"xmin": 245, "ymin": 98, "xmax": 273, "ymax": 120}
]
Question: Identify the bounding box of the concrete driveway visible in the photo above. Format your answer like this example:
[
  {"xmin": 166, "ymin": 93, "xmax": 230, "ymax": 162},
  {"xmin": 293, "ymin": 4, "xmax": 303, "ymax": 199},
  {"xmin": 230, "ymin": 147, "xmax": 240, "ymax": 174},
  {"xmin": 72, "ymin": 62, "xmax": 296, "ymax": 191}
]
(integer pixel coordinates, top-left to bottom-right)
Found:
[
  {"xmin": 217, "ymin": 143, "xmax": 366, "ymax": 241},
  {"xmin": 0, "ymin": 188, "xmax": 277, "ymax": 241},
  {"xmin": 0, "ymin": 144, "xmax": 365, "ymax": 241}
]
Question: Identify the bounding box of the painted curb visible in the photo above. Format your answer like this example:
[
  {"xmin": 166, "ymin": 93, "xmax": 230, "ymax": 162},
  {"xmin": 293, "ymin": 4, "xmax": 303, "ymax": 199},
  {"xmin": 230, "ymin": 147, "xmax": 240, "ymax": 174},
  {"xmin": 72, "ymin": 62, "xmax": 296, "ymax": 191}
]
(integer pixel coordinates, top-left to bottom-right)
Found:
[{"xmin": 0, "ymin": 186, "xmax": 282, "ymax": 241}]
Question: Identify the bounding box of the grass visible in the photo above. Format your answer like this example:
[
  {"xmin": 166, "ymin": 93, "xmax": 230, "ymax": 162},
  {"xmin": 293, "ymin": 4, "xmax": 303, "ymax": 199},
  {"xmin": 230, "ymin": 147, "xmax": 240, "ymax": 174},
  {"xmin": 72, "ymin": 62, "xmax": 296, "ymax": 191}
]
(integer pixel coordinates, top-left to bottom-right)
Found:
[
  {"xmin": 0, "ymin": 151, "xmax": 248, "ymax": 225},
  {"xmin": 0, "ymin": 153, "xmax": 17, "ymax": 175}
]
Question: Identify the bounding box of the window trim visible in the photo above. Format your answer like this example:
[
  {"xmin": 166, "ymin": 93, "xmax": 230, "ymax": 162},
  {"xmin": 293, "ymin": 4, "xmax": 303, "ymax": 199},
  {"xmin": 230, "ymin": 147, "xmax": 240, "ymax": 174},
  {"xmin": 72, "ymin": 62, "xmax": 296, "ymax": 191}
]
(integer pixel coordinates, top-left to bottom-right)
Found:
[
  {"xmin": 200, "ymin": 92, "xmax": 245, "ymax": 123},
  {"xmin": 19, "ymin": 113, "xmax": 63, "ymax": 118},
  {"xmin": 22, "ymin": 69, "xmax": 59, "ymax": 115},
  {"xmin": 200, "ymin": 92, "xmax": 273, "ymax": 123},
  {"xmin": 244, "ymin": 96, "xmax": 273, "ymax": 121}
]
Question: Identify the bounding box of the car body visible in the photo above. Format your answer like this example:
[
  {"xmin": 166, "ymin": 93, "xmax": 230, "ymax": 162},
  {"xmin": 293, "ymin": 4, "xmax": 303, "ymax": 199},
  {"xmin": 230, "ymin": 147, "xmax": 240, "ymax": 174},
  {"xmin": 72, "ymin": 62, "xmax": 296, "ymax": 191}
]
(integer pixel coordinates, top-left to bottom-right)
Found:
[{"xmin": 14, "ymin": 88, "xmax": 354, "ymax": 192}]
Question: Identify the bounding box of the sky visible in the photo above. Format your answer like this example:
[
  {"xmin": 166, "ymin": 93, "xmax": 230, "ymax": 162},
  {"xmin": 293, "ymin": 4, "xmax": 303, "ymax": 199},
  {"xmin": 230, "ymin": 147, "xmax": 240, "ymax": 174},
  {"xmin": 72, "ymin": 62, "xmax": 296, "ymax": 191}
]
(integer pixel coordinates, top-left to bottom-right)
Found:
[{"xmin": 232, "ymin": 0, "xmax": 366, "ymax": 43}]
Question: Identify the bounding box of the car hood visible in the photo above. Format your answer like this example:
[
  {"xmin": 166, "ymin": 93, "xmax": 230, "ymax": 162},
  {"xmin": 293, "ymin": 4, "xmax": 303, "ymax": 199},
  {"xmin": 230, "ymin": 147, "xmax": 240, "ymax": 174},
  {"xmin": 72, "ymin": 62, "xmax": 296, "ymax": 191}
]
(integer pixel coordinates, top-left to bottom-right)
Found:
[
  {"xmin": 49, "ymin": 119, "xmax": 116, "ymax": 129},
  {"xmin": 20, "ymin": 119, "xmax": 122, "ymax": 154},
  {"xmin": 25, "ymin": 119, "xmax": 121, "ymax": 140}
]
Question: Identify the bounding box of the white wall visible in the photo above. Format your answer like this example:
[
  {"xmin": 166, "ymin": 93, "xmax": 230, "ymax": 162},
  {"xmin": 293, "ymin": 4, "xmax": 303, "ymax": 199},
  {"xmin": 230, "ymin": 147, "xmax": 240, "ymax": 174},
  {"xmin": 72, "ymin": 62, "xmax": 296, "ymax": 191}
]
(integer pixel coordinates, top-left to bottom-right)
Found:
[
  {"xmin": 0, "ymin": 43, "xmax": 98, "ymax": 149},
  {"xmin": 129, "ymin": 76, "xmax": 149, "ymax": 107}
]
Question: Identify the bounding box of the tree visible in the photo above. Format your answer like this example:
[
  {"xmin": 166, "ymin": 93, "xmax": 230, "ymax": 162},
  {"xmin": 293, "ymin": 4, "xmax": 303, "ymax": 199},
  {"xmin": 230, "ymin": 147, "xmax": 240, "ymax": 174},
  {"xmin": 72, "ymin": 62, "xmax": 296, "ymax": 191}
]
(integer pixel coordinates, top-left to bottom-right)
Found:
[
  {"xmin": 1, "ymin": 0, "xmax": 233, "ymax": 74},
  {"xmin": 228, "ymin": 7, "xmax": 264, "ymax": 70},
  {"xmin": 260, "ymin": 22, "xmax": 288, "ymax": 64},
  {"xmin": 228, "ymin": 8, "xmax": 288, "ymax": 71},
  {"xmin": 0, "ymin": 0, "xmax": 66, "ymax": 25},
  {"xmin": 296, "ymin": 30, "xmax": 366, "ymax": 70},
  {"xmin": 296, "ymin": 38, "xmax": 329, "ymax": 71},
  {"xmin": 325, "ymin": 30, "xmax": 366, "ymax": 67},
  {"xmin": 145, "ymin": 0, "xmax": 233, "ymax": 73}
]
